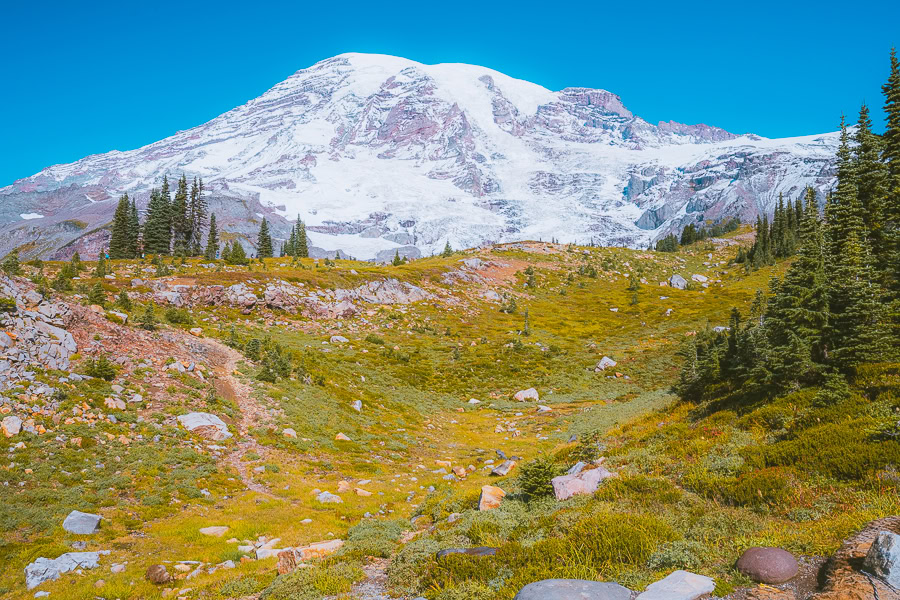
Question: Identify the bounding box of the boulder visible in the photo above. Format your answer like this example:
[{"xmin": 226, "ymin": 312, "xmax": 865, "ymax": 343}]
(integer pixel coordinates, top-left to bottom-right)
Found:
[
  {"xmin": 26, "ymin": 551, "xmax": 109, "ymax": 590},
  {"xmin": 176, "ymin": 412, "xmax": 232, "ymax": 441},
  {"xmin": 316, "ymin": 491, "xmax": 342, "ymax": 504},
  {"xmin": 514, "ymin": 579, "xmax": 632, "ymax": 600},
  {"xmin": 864, "ymin": 530, "xmax": 900, "ymax": 589},
  {"xmin": 297, "ymin": 539, "xmax": 344, "ymax": 561},
  {"xmin": 514, "ymin": 387, "xmax": 539, "ymax": 402},
  {"xmin": 596, "ymin": 356, "xmax": 617, "ymax": 371},
  {"xmin": 282, "ymin": 428, "xmax": 297, "ymax": 438},
  {"xmin": 478, "ymin": 485, "xmax": 505, "ymax": 510},
  {"xmin": 636, "ymin": 570, "xmax": 715, "ymax": 600},
  {"xmin": 335, "ymin": 432, "xmax": 351, "ymax": 441},
  {"xmin": 736, "ymin": 547, "xmax": 799, "ymax": 584},
  {"xmin": 330, "ymin": 335, "xmax": 349, "ymax": 343},
  {"xmin": 436, "ymin": 547, "xmax": 498, "ymax": 559},
  {"xmin": 351, "ymin": 400, "xmax": 362, "ymax": 412},
  {"xmin": 62, "ymin": 510, "xmax": 101, "ymax": 535},
  {"xmin": 145, "ymin": 564, "xmax": 172, "ymax": 585},
  {"xmin": 669, "ymin": 274, "xmax": 688, "ymax": 290},
  {"xmin": 551, "ymin": 466, "xmax": 615, "ymax": 501},
  {"xmin": 2, "ymin": 415, "xmax": 22, "ymax": 437},
  {"xmin": 691, "ymin": 274, "xmax": 708, "ymax": 283},
  {"xmin": 199, "ymin": 526, "xmax": 229, "ymax": 537},
  {"xmin": 189, "ymin": 327, "xmax": 203, "ymax": 337},
  {"xmin": 491, "ymin": 460, "xmax": 517, "ymax": 477}
]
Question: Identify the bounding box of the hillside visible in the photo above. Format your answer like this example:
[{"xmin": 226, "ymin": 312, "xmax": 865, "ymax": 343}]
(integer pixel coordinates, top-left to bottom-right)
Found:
[
  {"xmin": 0, "ymin": 233, "xmax": 896, "ymax": 599},
  {"xmin": 0, "ymin": 53, "xmax": 839, "ymax": 261}
]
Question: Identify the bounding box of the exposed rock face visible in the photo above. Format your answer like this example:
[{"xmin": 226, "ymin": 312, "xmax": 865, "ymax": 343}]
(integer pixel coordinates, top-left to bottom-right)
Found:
[
  {"xmin": 62, "ymin": 510, "xmax": 102, "ymax": 535},
  {"xmin": 864, "ymin": 531, "xmax": 900, "ymax": 589},
  {"xmin": 25, "ymin": 551, "xmax": 109, "ymax": 589},
  {"xmin": 813, "ymin": 516, "xmax": 900, "ymax": 600},
  {"xmin": 736, "ymin": 547, "xmax": 799, "ymax": 584},
  {"xmin": 0, "ymin": 54, "xmax": 839, "ymax": 261},
  {"xmin": 636, "ymin": 570, "xmax": 715, "ymax": 600},
  {"xmin": 514, "ymin": 579, "xmax": 632, "ymax": 600},
  {"xmin": 552, "ymin": 466, "xmax": 616, "ymax": 501},
  {"xmin": 176, "ymin": 412, "xmax": 232, "ymax": 440}
]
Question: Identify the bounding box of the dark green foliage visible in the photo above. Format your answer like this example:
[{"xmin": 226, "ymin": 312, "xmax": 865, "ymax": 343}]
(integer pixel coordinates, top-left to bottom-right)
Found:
[
  {"xmin": 109, "ymin": 194, "xmax": 132, "ymax": 259},
  {"xmin": 442, "ymin": 241, "xmax": 453, "ymax": 257},
  {"xmin": 164, "ymin": 307, "xmax": 193, "ymax": 325},
  {"xmin": 189, "ymin": 177, "xmax": 207, "ymax": 256},
  {"xmin": 84, "ymin": 355, "xmax": 117, "ymax": 381},
  {"xmin": 392, "ymin": 250, "xmax": 403, "ymax": 266},
  {"xmin": 516, "ymin": 455, "xmax": 559, "ymax": 500},
  {"xmin": 0, "ymin": 298, "xmax": 17, "ymax": 313},
  {"xmin": 115, "ymin": 289, "xmax": 132, "ymax": 310},
  {"xmin": 1, "ymin": 250, "xmax": 21, "ymax": 275},
  {"xmin": 143, "ymin": 177, "xmax": 173, "ymax": 254},
  {"xmin": 93, "ymin": 254, "xmax": 107, "ymax": 278},
  {"xmin": 257, "ymin": 218, "xmax": 273, "ymax": 258},
  {"xmin": 222, "ymin": 241, "xmax": 248, "ymax": 265},
  {"xmin": 655, "ymin": 234, "xmax": 679, "ymax": 252},
  {"xmin": 87, "ymin": 282, "xmax": 106, "ymax": 307},
  {"xmin": 205, "ymin": 213, "xmax": 219, "ymax": 260},
  {"xmin": 139, "ymin": 302, "xmax": 158, "ymax": 331}
]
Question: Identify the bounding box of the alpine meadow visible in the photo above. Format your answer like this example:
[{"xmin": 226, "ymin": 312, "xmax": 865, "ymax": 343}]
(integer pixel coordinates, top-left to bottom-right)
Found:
[{"xmin": 0, "ymin": 25, "xmax": 899, "ymax": 600}]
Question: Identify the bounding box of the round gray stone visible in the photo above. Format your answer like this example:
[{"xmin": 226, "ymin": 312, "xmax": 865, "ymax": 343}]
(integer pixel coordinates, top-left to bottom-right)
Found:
[{"xmin": 514, "ymin": 579, "xmax": 632, "ymax": 600}]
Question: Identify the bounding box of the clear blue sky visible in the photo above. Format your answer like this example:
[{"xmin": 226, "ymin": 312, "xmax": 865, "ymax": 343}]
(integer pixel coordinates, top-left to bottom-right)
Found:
[{"xmin": 2, "ymin": 0, "xmax": 898, "ymax": 187}]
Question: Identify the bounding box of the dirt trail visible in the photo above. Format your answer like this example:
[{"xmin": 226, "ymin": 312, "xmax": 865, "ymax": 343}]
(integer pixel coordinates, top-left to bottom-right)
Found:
[{"xmin": 187, "ymin": 335, "xmax": 274, "ymax": 496}]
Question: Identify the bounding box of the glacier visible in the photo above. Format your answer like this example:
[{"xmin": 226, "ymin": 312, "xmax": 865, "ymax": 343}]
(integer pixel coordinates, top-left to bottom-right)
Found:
[{"xmin": 0, "ymin": 53, "xmax": 839, "ymax": 260}]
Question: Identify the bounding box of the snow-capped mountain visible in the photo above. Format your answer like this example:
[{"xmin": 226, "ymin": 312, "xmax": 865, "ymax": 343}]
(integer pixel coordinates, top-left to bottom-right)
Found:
[{"xmin": 0, "ymin": 53, "xmax": 839, "ymax": 260}]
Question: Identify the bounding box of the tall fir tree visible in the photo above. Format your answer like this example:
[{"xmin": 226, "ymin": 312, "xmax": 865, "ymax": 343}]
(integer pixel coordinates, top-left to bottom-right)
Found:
[
  {"xmin": 296, "ymin": 217, "xmax": 308, "ymax": 258},
  {"xmin": 188, "ymin": 177, "xmax": 208, "ymax": 256},
  {"xmin": 764, "ymin": 188, "xmax": 829, "ymax": 387},
  {"xmin": 825, "ymin": 117, "xmax": 865, "ymax": 271},
  {"xmin": 257, "ymin": 218, "xmax": 273, "ymax": 258},
  {"xmin": 171, "ymin": 174, "xmax": 189, "ymax": 253},
  {"xmin": 881, "ymin": 48, "xmax": 900, "ymax": 300},
  {"xmin": 109, "ymin": 194, "xmax": 131, "ymax": 259},
  {"xmin": 127, "ymin": 197, "xmax": 141, "ymax": 258},
  {"xmin": 204, "ymin": 213, "xmax": 219, "ymax": 260}
]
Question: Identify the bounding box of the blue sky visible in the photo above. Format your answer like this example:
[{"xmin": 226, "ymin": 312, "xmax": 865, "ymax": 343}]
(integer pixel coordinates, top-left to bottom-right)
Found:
[{"xmin": 1, "ymin": 0, "xmax": 898, "ymax": 186}]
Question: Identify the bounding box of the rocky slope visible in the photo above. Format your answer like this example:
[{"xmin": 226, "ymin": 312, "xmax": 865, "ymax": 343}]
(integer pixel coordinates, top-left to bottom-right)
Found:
[{"xmin": 0, "ymin": 53, "xmax": 839, "ymax": 260}]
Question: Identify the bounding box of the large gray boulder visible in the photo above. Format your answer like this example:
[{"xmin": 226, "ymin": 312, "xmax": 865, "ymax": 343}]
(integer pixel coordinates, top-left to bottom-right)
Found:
[
  {"xmin": 551, "ymin": 466, "xmax": 615, "ymax": 501},
  {"xmin": 864, "ymin": 530, "xmax": 900, "ymax": 589},
  {"xmin": 177, "ymin": 412, "xmax": 232, "ymax": 440},
  {"xmin": 62, "ymin": 510, "xmax": 101, "ymax": 535},
  {"xmin": 25, "ymin": 551, "xmax": 109, "ymax": 589},
  {"xmin": 668, "ymin": 274, "xmax": 688, "ymax": 290},
  {"xmin": 636, "ymin": 570, "xmax": 715, "ymax": 600},
  {"xmin": 514, "ymin": 579, "xmax": 632, "ymax": 600}
]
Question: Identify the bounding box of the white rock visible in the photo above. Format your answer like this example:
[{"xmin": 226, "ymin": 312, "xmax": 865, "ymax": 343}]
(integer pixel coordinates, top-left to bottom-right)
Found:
[
  {"xmin": 636, "ymin": 570, "xmax": 715, "ymax": 600},
  {"xmin": 513, "ymin": 388, "xmax": 539, "ymax": 402}
]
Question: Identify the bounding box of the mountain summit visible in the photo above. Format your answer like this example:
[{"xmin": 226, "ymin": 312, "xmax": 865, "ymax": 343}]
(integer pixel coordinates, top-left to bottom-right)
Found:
[{"xmin": 0, "ymin": 53, "xmax": 839, "ymax": 260}]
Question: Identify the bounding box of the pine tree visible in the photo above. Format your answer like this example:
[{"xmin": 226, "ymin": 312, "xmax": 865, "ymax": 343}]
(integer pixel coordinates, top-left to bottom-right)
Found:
[
  {"xmin": 881, "ymin": 48, "xmax": 900, "ymax": 299},
  {"xmin": 257, "ymin": 219, "xmax": 273, "ymax": 258},
  {"xmin": 143, "ymin": 185, "xmax": 172, "ymax": 255},
  {"xmin": 442, "ymin": 241, "xmax": 453, "ymax": 257},
  {"xmin": 109, "ymin": 194, "xmax": 131, "ymax": 259},
  {"xmin": 825, "ymin": 117, "xmax": 864, "ymax": 267},
  {"xmin": 764, "ymin": 188, "xmax": 829, "ymax": 387},
  {"xmin": 88, "ymin": 282, "xmax": 106, "ymax": 307},
  {"xmin": 94, "ymin": 253, "xmax": 107, "ymax": 278},
  {"xmin": 127, "ymin": 197, "xmax": 141, "ymax": 258},
  {"xmin": 171, "ymin": 174, "xmax": 189, "ymax": 253},
  {"xmin": 296, "ymin": 218, "xmax": 308, "ymax": 258},
  {"xmin": 188, "ymin": 177, "xmax": 207, "ymax": 256},
  {"xmin": 204, "ymin": 213, "xmax": 219, "ymax": 260}
]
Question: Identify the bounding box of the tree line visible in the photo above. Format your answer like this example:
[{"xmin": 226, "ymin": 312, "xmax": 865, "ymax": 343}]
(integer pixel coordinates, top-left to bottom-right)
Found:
[
  {"xmin": 655, "ymin": 217, "xmax": 741, "ymax": 252},
  {"xmin": 678, "ymin": 48, "xmax": 900, "ymax": 401},
  {"xmin": 108, "ymin": 176, "xmax": 309, "ymax": 261}
]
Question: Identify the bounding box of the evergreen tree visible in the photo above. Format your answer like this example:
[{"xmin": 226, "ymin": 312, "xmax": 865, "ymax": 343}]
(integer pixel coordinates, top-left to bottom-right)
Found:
[
  {"xmin": 764, "ymin": 188, "xmax": 829, "ymax": 387},
  {"xmin": 257, "ymin": 218, "xmax": 273, "ymax": 258},
  {"xmin": 94, "ymin": 253, "xmax": 107, "ymax": 278},
  {"xmin": 204, "ymin": 213, "xmax": 219, "ymax": 260},
  {"xmin": 188, "ymin": 177, "xmax": 207, "ymax": 256},
  {"xmin": 296, "ymin": 218, "xmax": 308, "ymax": 258},
  {"xmin": 116, "ymin": 288, "xmax": 132, "ymax": 310},
  {"xmin": 825, "ymin": 117, "xmax": 864, "ymax": 267},
  {"xmin": 127, "ymin": 197, "xmax": 141, "ymax": 258},
  {"xmin": 392, "ymin": 250, "xmax": 402, "ymax": 266},
  {"xmin": 171, "ymin": 174, "xmax": 189, "ymax": 253},
  {"xmin": 88, "ymin": 282, "xmax": 106, "ymax": 307},
  {"xmin": 1, "ymin": 250, "xmax": 20, "ymax": 276},
  {"xmin": 442, "ymin": 240, "xmax": 453, "ymax": 257},
  {"xmin": 109, "ymin": 194, "xmax": 131, "ymax": 259},
  {"xmin": 143, "ymin": 185, "xmax": 172, "ymax": 254},
  {"xmin": 881, "ymin": 48, "xmax": 900, "ymax": 299}
]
